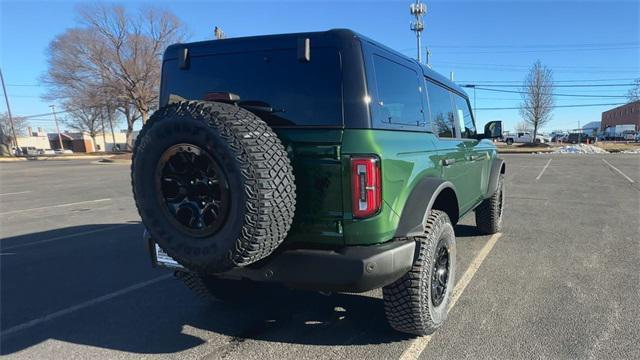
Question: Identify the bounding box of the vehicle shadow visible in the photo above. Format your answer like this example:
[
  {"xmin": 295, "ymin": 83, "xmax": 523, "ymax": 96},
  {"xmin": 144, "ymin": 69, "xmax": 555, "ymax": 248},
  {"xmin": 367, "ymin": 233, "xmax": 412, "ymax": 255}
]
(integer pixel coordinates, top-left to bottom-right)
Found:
[
  {"xmin": 0, "ymin": 224, "xmax": 411, "ymax": 356},
  {"xmin": 454, "ymin": 223, "xmax": 484, "ymax": 238}
]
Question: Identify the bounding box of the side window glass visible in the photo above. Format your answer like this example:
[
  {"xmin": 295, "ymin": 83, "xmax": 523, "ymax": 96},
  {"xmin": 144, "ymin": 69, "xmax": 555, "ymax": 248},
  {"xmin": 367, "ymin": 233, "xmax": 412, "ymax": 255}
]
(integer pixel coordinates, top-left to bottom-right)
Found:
[
  {"xmin": 454, "ymin": 94, "xmax": 476, "ymax": 138},
  {"xmin": 372, "ymin": 55, "xmax": 424, "ymax": 126},
  {"xmin": 426, "ymin": 80, "xmax": 455, "ymax": 138}
]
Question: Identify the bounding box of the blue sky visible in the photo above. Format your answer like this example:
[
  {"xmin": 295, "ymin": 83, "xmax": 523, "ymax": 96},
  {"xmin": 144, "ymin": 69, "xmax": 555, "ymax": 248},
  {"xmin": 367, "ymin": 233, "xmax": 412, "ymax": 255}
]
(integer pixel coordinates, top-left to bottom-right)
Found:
[{"xmin": 1, "ymin": 0, "xmax": 638, "ymax": 133}]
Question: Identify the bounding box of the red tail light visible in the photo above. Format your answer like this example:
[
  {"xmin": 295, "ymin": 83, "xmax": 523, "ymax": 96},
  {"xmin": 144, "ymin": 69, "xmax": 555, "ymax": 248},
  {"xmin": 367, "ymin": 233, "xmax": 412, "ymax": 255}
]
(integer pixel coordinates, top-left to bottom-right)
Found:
[{"xmin": 351, "ymin": 156, "xmax": 382, "ymax": 218}]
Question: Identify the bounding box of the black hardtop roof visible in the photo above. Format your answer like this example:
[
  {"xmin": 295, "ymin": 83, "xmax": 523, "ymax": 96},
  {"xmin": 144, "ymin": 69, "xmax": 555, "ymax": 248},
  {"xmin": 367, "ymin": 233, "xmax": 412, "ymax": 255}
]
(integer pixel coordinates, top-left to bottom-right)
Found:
[{"xmin": 164, "ymin": 28, "xmax": 467, "ymax": 97}]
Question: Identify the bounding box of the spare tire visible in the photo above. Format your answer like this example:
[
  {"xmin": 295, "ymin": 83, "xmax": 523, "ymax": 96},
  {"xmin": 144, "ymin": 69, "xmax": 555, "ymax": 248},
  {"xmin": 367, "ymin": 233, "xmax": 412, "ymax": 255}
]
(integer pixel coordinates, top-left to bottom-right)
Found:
[{"xmin": 132, "ymin": 101, "xmax": 296, "ymax": 273}]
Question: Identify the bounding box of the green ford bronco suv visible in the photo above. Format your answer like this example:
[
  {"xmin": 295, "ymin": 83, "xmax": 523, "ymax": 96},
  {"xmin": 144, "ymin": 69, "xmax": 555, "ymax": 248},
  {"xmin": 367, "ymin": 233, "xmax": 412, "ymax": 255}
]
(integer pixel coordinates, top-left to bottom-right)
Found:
[{"xmin": 132, "ymin": 29, "xmax": 505, "ymax": 335}]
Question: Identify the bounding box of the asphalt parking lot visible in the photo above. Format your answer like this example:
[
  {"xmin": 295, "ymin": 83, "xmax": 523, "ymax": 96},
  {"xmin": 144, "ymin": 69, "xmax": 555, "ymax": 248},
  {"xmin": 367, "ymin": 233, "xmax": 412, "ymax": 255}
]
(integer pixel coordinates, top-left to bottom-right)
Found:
[{"xmin": 1, "ymin": 154, "xmax": 639, "ymax": 359}]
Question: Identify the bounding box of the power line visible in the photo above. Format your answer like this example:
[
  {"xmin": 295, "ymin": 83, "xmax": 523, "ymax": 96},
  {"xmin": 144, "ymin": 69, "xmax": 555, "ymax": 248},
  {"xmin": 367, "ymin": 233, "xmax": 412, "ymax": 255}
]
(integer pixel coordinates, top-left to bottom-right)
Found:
[
  {"xmin": 469, "ymin": 87, "xmax": 630, "ymax": 98},
  {"xmin": 19, "ymin": 108, "xmax": 76, "ymax": 119},
  {"xmin": 429, "ymin": 46, "xmax": 639, "ymax": 55},
  {"xmin": 435, "ymin": 61, "xmax": 638, "ymax": 71},
  {"xmin": 6, "ymin": 84, "xmax": 40, "ymax": 87},
  {"xmin": 425, "ymin": 64, "xmax": 637, "ymax": 74},
  {"xmin": 425, "ymin": 41, "xmax": 639, "ymax": 49},
  {"xmin": 476, "ymin": 103, "xmax": 624, "ymax": 110},
  {"xmin": 461, "ymin": 83, "xmax": 635, "ymax": 88},
  {"xmin": 457, "ymin": 78, "xmax": 638, "ymax": 83},
  {"xmin": 475, "ymin": 97, "xmax": 630, "ymax": 101}
]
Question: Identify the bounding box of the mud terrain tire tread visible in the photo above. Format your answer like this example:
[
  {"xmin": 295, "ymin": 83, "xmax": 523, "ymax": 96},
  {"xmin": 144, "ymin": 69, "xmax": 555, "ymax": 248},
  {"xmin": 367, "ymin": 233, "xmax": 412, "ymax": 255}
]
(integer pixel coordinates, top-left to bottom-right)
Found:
[
  {"xmin": 132, "ymin": 101, "xmax": 296, "ymax": 273},
  {"xmin": 475, "ymin": 174, "xmax": 504, "ymax": 234},
  {"xmin": 382, "ymin": 210, "xmax": 456, "ymax": 335}
]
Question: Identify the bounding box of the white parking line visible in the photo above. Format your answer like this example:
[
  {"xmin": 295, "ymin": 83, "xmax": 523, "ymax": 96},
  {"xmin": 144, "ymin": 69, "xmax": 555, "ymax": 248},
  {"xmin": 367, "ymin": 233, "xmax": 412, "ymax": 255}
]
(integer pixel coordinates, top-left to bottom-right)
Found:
[
  {"xmin": 0, "ymin": 191, "xmax": 32, "ymax": 196},
  {"xmin": 0, "ymin": 274, "xmax": 173, "ymax": 338},
  {"xmin": 1, "ymin": 224, "xmax": 130, "ymax": 251},
  {"xmin": 399, "ymin": 233, "xmax": 503, "ymax": 360},
  {"xmin": 535, "ymin": 159, "xmax": 552, "ymax": 181},
  {"xmin": 0, "ymin": 198, "xmax": 111, "ymax": 216},
  {"xmin": 602, "ymin": 159, "xmax": 635, "ymax": 183}
]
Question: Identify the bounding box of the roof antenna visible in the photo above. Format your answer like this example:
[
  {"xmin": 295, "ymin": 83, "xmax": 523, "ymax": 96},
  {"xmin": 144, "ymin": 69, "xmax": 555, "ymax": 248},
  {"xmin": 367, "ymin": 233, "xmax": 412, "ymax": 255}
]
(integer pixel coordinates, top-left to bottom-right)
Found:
[{"xmin": 214, "ymin": 26, "xmax": 225, "ymax": 40}]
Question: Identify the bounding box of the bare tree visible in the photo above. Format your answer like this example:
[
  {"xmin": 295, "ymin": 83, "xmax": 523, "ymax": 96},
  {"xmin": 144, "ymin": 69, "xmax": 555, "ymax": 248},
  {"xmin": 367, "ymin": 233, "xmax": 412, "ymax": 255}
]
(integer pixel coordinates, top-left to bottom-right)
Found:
[
  {"xmin": 0, "ymin": 113, "xmax": 28, "ymax": 156},
  {"xmin": 43, "ymin": 4, "xmax": 186, "ymax": 150},
  {"xmin": 627, "ymin": 79, "xmax": 640, "ymax": 102},
  {"xmin": 79, "ymin": 4, "xmax": 186, "ymax": 146},
  {"xmin": 515, "ymin": 121, "xmax": 531, "ymax": 133},
  {"xmin": 117, "ymin": 102, "xmax": 141, "ymax": 147},
  {"xmin": 62, "ymin": 103, "xmax": 104, "ymax": 144},
  {"xmin": 0, "ymin": 125, "xmax": 11, "ymax": 156},
  {"xmin": 0, "ymin": 113, "xmax": 28, "ymax": 136},
  {"xmin": 519, "ymin": 60, "xmax": 554, "ymax": 143}
]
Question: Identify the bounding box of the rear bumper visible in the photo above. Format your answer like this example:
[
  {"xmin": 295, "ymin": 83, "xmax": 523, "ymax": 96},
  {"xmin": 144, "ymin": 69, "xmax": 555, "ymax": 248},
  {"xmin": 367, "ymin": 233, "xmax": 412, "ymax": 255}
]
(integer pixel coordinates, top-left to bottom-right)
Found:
[{"xmin": 145, "ymin": 230, "xmax": 415, "ymax": 293}]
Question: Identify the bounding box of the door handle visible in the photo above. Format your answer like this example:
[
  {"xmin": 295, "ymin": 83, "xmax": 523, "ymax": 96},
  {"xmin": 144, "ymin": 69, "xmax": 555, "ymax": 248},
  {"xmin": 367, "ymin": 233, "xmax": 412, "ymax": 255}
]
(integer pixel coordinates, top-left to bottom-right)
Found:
[{"xmin": 442, "ymin": 158, "xmax": 456, "ymax": 166}]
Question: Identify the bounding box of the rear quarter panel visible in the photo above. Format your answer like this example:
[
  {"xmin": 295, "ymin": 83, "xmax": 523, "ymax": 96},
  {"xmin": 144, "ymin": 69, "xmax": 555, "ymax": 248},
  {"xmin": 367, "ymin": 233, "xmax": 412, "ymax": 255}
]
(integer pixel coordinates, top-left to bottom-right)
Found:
[{"xmin": 341, "ymin": 129, "xmax": 441, "ymax": 245}]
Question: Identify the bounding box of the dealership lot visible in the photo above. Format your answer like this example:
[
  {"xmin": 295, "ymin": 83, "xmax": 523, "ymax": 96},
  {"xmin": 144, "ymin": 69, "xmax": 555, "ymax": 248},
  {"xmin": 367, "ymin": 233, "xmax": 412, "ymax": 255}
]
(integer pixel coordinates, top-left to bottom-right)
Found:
[{"xmin": 1, "ymin": 154, "xmax": 639, "ymax": 359}]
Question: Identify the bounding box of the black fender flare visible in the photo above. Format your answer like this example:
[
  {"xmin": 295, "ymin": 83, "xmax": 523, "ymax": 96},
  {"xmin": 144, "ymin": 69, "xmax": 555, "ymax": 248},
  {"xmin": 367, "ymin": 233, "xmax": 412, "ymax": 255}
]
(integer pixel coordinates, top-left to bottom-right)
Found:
[
  {"xmin": 485, "ymin": 158, "xmax": 506, "ymax": 199},
  {"xmin": 394, "ymin": 177, "xmax": 458, "ymax": 238}
]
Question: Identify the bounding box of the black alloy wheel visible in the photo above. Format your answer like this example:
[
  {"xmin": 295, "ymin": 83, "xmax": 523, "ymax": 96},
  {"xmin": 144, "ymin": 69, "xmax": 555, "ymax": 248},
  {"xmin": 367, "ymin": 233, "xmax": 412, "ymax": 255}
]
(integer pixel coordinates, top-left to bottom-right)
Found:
[
  {"xmin": 156, "ymin": 143, "xmax": 230, "ymax": 237},
  {"xmin": 431, "ymin": 239, "xmax": 450, "ymax": 307}
]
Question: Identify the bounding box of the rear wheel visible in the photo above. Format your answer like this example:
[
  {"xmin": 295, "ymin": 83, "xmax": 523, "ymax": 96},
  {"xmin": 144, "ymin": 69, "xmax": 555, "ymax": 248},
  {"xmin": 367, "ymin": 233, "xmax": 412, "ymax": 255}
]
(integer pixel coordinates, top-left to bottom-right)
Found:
[
  {"xmin": 506, "ymin": 138, "xmax": 514, "ymax": 145},
  {"xmin": 175, "ymin": 271, "xmax": 263, "ymax": 303},
  {"xmin": 383, "ymin": 210, "xmax": 457, "ymax": 335}
]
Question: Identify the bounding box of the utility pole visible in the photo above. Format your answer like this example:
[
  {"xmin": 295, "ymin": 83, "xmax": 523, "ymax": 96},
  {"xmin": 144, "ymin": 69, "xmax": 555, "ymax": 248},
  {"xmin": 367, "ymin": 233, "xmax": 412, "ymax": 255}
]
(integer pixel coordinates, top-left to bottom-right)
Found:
[
  {"xmin": 50, "ymin": 105, "xmax": 63, "ymax": 150},
  {"xmin": 0, "ymin": 68, "xmax": 18, "ymax": 148},
  {"xmin": 409, "ymin": 0, "xmax": 427, "ymax": 63}
]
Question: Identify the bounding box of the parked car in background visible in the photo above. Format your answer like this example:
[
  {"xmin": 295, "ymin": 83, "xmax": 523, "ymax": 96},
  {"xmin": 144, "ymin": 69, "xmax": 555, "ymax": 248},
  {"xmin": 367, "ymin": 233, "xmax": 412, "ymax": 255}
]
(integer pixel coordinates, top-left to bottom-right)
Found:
[
  {"xmin": 37, "ymin": 149, "xmax": 56, "ymax": 155},
  {"xmin": 537, "ymin": 134, "xmax": 551, "ymax": 143},
  {"xmin": 54, "ymin": 149, "xmax": 74, "ymax": 155},
  {"xmin": 567, "ymin": 133, "xmax": 594, "ymax": 144},
  {"xmin": 504, "ymin": 132, "xmax": 547, "ymax": 144},
  {"xmin": 622, "ymin": 130, "xmax": 636, "ymax": 141},
  {"xmin": 19, "ymin": 147, "xmax": 39, "ymax": 156}
]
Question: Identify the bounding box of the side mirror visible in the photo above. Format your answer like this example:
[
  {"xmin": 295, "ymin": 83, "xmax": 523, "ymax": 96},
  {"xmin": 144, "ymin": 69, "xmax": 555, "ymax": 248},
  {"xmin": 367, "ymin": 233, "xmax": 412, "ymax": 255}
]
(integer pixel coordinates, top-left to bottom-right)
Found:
[{"xmin": 482, "ymin": 121, "xmax": 502, "ymax": 139}]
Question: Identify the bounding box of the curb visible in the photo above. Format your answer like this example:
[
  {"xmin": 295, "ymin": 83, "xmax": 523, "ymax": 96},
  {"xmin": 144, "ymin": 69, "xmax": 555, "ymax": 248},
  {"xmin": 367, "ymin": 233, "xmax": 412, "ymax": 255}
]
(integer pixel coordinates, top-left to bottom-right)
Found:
[
  {"xmin": 0, "ymin": 155, "xmax": 114, "ymax": 163},
  {"xmin": 497, "ymin": 149, "xmax": 555, "ymax": 154}
]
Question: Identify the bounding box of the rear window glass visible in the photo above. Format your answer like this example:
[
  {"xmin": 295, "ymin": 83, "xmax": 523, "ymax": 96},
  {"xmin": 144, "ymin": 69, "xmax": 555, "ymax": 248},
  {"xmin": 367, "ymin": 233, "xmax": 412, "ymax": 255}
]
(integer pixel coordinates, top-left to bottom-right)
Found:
[
  {"xmin": 161, "ymin": 48, "xmax": 342, "ymax": 127},
  {"xmin": 370, "ymin": 55, "xmax": 424, "ymax": 126}
]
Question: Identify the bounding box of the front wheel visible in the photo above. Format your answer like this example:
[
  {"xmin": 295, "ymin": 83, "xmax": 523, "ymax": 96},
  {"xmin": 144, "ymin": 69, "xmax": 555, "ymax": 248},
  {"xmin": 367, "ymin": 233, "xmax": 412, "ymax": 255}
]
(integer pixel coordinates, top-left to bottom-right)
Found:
[
  {"xmin": 383, "ymin": 210, "xmax": 457, "ymax": 335},
  {"xmin": 506, "ymin": 138, "xmax": 514, "ymax": 145},
  {"xmin": 475, "ymin": 174, "xmax": 504, "ymax": 234}
]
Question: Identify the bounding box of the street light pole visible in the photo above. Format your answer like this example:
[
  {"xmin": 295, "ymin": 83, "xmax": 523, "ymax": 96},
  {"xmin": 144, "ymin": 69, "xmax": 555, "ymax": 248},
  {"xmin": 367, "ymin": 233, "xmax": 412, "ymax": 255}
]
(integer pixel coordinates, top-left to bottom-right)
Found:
[{"xmin": 50, "ymin": 105, "xmax": 63, "ymax": 150}]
